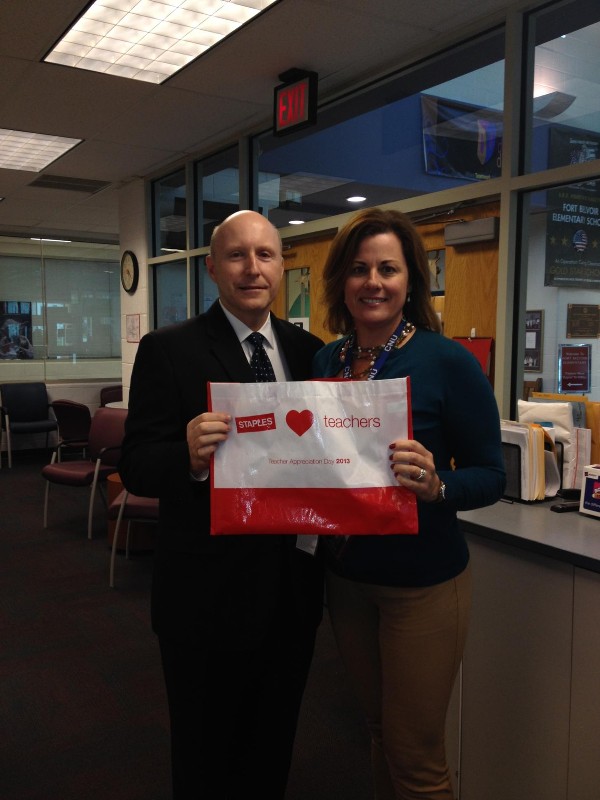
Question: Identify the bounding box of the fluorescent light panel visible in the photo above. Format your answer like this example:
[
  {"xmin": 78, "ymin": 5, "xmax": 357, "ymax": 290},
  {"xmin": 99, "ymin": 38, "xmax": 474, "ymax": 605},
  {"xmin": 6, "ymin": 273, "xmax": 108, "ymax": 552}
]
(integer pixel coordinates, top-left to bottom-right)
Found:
[
  {"xmin": 45, "ymin": 0, "xmax": 278, "ymax": 84},
  {"xmin": 0, "ymin": 129, "xmax": 81, "ymax": 172}
]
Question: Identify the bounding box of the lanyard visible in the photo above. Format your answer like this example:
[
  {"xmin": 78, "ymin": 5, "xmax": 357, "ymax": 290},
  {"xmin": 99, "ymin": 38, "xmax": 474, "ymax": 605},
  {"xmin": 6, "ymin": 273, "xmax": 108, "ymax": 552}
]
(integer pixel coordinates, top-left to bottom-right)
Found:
[{"xmin": 342, "ymin": 317, "xmax": 408, "ymax": 380}]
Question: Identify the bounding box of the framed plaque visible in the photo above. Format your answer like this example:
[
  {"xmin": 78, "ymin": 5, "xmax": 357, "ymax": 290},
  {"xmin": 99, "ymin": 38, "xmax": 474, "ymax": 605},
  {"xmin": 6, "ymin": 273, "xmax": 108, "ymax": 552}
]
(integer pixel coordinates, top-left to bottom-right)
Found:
[
  {"xmin": 524, "ymin": 310, "xmax": 543, "ymax": 372},
  {"xmin": 566, "ymin": 304, "xmax": 600, "ymax": 338}
]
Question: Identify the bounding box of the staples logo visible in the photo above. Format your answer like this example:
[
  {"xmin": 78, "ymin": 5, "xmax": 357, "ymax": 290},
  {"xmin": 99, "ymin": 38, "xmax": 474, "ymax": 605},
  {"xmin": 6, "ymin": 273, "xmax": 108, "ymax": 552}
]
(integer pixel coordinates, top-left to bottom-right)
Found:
[{"xmin": 236, "ymin": 413, "xmax": 276, "ymax": 434}]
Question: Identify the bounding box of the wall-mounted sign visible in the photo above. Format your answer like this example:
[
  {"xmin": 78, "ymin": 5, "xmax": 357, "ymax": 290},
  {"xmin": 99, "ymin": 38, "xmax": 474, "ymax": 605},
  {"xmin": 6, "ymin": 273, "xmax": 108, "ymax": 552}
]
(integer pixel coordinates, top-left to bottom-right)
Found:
[
  {"xmin": 558, "ymin": 343, "xmax": 591, "ymax": 393},
  {"xmin": 274, "ymin": 70, "xmax": 317, "ymax": 136},
  {"xmin": 544, "ymin": 127, "xmax": 600, "ymax": 288}
]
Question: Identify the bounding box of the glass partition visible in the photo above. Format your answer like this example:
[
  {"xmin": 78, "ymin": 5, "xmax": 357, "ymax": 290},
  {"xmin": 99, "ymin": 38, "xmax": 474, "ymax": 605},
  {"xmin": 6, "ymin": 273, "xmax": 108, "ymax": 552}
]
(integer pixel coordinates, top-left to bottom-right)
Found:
[
  {"xmin": 526, "ymin": 0, "xmax": 600, "ymax": 174},
  {"xmin": 253, "ymin": 29, "xmax": 505, "ymax": 228},
  {"xmin": 152, "ymin": 168, "xmax": 187, "ymax": 256},
  {"xmin": 195, "ymin": 146, "xmax": 240, "ymax": 247},
  {"xmin": 0, "ymin": 237, "xmax": 120, "ymax": 382},
  {"xmin": 520, "ymin": 179, "xmax": 600, "ymax": 401},
  {"xmin": 153, "ymin": 259, "xmax": 187, "ymax": 329}
]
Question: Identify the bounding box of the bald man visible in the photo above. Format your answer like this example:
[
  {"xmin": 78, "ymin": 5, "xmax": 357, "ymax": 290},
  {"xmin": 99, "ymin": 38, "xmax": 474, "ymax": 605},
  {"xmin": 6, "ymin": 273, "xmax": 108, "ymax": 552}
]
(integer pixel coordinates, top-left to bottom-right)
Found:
[{"xmin": 120, "ymin": 211, "xmax": 325, "ymax": 799}]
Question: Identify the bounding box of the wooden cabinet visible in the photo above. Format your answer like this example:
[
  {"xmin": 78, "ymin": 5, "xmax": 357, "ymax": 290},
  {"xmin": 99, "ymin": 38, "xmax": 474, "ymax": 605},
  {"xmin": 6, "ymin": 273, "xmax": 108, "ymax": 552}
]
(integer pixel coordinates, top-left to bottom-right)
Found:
[{"xmin": 569, "ymin": 568, "xmax": 600, "ymax": 800}]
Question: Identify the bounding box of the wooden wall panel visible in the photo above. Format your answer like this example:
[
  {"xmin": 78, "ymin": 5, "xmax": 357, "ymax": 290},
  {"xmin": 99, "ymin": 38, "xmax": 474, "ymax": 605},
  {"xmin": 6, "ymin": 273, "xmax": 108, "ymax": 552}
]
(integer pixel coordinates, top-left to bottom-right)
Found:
[
  {"xmin": 274, "ymin": 234, "xmax": 336, "ymax": 344},
  {"xmin": 275, "ymin": 202, "xmax": 500, "ymax": 358},
  {"xmin": 417, "ymin": 202, "xmax": 500, "ymax": 343}
]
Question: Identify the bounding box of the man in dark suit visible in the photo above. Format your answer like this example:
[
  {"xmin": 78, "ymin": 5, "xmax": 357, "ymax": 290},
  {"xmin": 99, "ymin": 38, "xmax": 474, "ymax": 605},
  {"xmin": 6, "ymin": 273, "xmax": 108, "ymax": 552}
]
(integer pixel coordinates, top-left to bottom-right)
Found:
[{"xmin": 119, "ymin": 210, "xmax": 325, "ymax": 799}]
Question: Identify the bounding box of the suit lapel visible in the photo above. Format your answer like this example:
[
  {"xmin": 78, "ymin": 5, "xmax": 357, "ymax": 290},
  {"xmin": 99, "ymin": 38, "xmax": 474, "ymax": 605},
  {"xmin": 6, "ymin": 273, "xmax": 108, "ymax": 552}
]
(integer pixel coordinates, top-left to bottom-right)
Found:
[{"xmin": 204, "ymin": 302, "xmax": 254, "ymax": 382}]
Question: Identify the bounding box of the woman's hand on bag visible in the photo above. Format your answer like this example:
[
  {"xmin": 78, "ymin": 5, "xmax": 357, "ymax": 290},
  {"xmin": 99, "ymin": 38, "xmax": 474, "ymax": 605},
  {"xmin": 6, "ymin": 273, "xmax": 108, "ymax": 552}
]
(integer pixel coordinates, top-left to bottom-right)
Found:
[
  {"xmin": 187, "ymin": 411, "xmax": 231, "ymax": 475},
  {"xmin": 389, "ymin": 438, "xmax": 441, "ymax": 503}
]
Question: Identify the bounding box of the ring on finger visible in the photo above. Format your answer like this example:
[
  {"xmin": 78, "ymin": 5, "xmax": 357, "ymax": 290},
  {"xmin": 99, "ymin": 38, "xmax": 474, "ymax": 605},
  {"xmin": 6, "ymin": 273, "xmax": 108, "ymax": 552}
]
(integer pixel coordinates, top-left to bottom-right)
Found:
[{"xmin": 415, "ymin": 467, "xmax": 426, "ymax": 482}]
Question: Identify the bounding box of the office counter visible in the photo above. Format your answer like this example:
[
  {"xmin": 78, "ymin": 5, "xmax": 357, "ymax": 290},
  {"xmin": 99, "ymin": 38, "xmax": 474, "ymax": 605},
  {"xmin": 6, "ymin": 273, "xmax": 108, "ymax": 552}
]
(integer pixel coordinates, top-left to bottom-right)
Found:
[
  {"xmin": 445, "ymin": 502, "xmax": 600, "ymax": 800},
  {"xmin": 459, "ymin": 498, "xmax": 600, "ymax": 572}
]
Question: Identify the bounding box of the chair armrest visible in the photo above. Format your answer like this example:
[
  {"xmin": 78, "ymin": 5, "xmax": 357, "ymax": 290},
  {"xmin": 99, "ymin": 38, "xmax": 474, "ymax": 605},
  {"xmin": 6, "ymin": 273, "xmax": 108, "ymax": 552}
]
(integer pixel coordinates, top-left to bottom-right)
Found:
[{"xmin": 98, "ymin": 444, "xmax": 122, "ymax": 464}]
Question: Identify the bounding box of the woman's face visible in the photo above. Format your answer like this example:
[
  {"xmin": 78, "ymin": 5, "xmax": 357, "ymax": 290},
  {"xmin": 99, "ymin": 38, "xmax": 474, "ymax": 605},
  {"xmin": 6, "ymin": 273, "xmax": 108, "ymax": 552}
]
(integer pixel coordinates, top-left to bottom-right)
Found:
[{"xmin": 343, "ymin": 232, "xmax": 410, "ymax": 341}]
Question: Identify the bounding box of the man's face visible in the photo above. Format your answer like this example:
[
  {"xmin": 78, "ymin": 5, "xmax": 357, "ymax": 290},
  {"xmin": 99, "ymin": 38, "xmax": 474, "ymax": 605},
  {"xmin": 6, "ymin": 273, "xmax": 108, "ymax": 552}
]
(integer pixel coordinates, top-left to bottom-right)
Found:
[{"xmin": 206, "ymin": 211, "xmax": 284, "ymax": 330}]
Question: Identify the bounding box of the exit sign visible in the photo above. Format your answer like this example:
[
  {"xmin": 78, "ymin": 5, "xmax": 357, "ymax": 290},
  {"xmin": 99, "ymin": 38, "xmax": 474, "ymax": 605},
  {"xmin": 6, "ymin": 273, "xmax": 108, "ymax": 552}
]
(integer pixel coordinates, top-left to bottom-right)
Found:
[{"xmin": 273, "ymin": 70, "xmax": 317, "ymax": 136}]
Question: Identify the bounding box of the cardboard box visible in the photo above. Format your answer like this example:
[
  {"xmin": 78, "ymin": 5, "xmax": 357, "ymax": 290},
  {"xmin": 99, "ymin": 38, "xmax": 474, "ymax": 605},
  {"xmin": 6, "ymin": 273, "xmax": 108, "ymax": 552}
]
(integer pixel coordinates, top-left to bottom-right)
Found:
[{"xmin": 580, "ymin": 465, "xmax": 600, "ymax": 519}]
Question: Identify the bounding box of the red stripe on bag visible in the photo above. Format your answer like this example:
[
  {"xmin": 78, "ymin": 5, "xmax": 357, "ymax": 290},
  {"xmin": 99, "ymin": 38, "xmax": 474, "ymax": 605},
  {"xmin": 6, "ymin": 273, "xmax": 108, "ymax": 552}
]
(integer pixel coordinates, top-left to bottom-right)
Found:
[{"xmin": 210, "ymin": 486, "xmax": 418, "ymax": 536}]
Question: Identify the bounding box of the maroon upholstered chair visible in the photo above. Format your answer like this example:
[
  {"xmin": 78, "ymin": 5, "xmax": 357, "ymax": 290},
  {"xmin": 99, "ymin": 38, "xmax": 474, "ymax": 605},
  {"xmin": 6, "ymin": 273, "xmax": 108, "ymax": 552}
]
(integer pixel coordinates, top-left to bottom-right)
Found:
[
  {"xmin": 42, "ymin": 407, "xmax": 127, "ymax": 539},
  {"xmin": 100, "ymin": 384, "xmax": 123, "ymax": 407},
  {"xmin": 108, "ymin": 490, "xmax": 159, "ymax": 588},
  {"xmin": 51, "ymin": 399, "xmax": 92, "ymax": 460}
]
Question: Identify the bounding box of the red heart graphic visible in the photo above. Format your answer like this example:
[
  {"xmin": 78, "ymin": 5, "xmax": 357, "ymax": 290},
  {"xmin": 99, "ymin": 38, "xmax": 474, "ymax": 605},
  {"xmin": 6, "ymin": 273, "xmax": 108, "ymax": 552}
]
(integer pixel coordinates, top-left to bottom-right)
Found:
[{"xmin": 286, "ymin": 409, "xmax": 314, "ymax": 437}]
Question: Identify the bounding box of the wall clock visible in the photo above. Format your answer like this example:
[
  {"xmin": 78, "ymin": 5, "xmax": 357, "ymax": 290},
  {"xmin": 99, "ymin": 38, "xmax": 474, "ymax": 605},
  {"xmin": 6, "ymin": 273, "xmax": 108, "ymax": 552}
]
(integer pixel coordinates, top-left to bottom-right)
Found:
[{"xmin": 120, "ymin": 250, "xmax": 139, "ymax": 294}]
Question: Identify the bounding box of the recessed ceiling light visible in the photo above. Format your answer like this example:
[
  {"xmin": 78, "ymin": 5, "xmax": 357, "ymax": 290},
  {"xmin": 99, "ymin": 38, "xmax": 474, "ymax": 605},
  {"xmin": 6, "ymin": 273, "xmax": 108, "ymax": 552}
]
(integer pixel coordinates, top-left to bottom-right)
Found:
[
  {"xmin": 346, "ymin": 195, "xmax": 366, "ymax": 203},
  {"xmin": 44, "ymin": 0, "xmax": 278, "ymax": 84},
  {"xmin": 288, "ymin": 220, "xmax": 305, "ymax": 225},
  {"xmin": 0, "ymin": 129, "xmax": 81, "ymax": 172}
]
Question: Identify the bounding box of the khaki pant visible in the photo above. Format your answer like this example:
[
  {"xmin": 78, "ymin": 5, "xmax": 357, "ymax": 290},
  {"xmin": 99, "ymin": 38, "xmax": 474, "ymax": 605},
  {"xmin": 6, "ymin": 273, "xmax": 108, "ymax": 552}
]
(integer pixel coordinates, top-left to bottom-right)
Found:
[{"xmin": 326, "ymin": 564, "xmax": 472, "ymax": 800}]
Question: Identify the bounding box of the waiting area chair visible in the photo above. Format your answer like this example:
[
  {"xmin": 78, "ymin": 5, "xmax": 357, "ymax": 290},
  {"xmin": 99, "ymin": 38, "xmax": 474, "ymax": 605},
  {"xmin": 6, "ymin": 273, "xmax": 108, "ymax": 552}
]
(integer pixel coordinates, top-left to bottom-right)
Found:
[
  {"xmin": 100, "ymin": 384, "xmax": 123, "ymax": 407},
  {"xmin": 42, "ymin": 407, "xmax": 127, "ymax": 539},
  {"xmin": 51, "ymin": 399, "xmax": 92, "ymax": 460},
  {"xmin": 0, "ymin": 382, "xmax": 58, "ymax": 469},
  {"xmin": 108, "ymin": 489, "xmax": 159, "ymax": 588}
]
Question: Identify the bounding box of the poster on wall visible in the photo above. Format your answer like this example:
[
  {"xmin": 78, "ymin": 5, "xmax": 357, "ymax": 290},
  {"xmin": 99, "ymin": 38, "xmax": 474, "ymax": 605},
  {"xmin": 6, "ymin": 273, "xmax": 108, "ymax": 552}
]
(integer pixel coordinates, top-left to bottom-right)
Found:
[
  {"xmin": 421, "ymin": 95, "xmax": 503, "ymax": 181},
  {"xmin": 557, "ymin": 343, "xmax": 591, "ymax": 393},
  {"xmin": 544, "ymin": 127, "xmax": 600, "ymax": 288},
  {"xmin": 0, "ymin": 301, "xmax": 34, "ymax": 359}
]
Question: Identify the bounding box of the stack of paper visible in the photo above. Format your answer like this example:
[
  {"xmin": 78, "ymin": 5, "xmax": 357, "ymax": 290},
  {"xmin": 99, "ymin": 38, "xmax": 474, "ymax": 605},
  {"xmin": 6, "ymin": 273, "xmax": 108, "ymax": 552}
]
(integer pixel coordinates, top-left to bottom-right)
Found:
[
  {"xmin": 518, "ymin": 399, "xmax": 592, "ymax": 490},
  {"xmin": 501, "ymin": 420, "xmax": 561, "ymax": 501}
]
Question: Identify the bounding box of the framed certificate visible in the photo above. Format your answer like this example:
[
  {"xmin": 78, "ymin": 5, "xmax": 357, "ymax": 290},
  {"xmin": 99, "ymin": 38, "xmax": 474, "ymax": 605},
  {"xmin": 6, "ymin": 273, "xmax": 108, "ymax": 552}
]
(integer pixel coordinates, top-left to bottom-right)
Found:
[
  {"xmin": 126, "ymin": 313, "xmax": 140, "ymax": 343},
  {"xmin": 524, "ymin": 310, "xmax": 543, "ymax": 372}
]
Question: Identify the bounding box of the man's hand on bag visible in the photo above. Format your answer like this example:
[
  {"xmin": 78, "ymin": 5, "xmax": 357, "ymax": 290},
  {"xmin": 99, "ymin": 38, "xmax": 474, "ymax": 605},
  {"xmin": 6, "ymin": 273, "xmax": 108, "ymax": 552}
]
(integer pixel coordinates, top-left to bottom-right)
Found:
[
  {"xmin": 389, "ymin": 438, "xmax": 441, "ymax": 503},
  {"xmin": 187, "ymin": 412, "xmax": 231, "ymax": 476}
]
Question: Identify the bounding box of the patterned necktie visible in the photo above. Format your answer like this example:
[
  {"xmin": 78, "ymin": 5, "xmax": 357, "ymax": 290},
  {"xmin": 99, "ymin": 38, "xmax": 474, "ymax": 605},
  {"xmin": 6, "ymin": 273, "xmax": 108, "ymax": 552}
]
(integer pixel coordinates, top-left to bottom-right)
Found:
[{"xmin": 247, "ymin": 332, "xmax": 276, "ymax": 382}]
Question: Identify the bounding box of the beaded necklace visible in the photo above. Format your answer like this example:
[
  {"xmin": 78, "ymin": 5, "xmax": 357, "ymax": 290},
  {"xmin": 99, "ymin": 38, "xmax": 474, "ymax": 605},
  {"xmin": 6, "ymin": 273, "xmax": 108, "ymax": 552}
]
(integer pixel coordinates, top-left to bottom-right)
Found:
[{"xmin": 340, "ymin": 317, "xmax": 415, "ymax": 380}]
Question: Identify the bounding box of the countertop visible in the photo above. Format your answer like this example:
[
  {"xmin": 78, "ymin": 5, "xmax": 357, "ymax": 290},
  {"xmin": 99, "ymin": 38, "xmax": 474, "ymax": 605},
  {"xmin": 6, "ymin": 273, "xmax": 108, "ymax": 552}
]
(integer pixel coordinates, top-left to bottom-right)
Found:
[{"xmin": 459, "ymin": 499, "xmax": 600, "ymax": 572}]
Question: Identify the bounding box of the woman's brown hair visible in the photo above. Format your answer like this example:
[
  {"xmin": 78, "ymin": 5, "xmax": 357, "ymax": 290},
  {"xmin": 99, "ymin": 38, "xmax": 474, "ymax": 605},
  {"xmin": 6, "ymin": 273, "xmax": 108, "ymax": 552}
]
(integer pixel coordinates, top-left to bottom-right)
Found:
[{"xmin": 321, "ymin": 208, "xmax": 441, "ymax": 335}]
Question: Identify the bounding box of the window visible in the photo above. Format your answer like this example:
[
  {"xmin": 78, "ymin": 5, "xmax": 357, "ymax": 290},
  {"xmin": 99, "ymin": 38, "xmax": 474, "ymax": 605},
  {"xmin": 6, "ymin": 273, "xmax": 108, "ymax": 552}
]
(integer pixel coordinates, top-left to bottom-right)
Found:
[
  {"xmin": 519, "ymin": 179, "xmax": 600, "ymax": 401},
  {"xmin": 0, "ymin": 239, "xmax": 120, "ymax": 370},
  {"xmin": 152, "ymin": 168, "xmax": 187, "ymax": 256},
  {"xmin": 253, "ymin": 29, "xmax": 505, "ymax": 228},
  {"xmin": 526, "ymin": 0, "xmax": 600, "ymax": 175},
  {"xmin": 154, "ymin": 259, "xmax": 187, "ymax": 329},
  {"xmin": 195, "ymin": 146, "xmax": 240, "ymax": 247}
]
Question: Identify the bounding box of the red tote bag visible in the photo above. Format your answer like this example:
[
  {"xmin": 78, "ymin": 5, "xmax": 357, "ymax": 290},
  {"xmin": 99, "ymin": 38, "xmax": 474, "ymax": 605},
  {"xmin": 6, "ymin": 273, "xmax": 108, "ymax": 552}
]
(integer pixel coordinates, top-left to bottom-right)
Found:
[{"xmin": 208, "ymin": 377, "xmax": 418, "ymax": 537}]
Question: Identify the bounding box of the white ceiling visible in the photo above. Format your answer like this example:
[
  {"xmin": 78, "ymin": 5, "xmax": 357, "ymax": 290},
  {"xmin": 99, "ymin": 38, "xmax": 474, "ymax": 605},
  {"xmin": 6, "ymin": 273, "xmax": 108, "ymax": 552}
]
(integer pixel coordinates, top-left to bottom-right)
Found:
[{"xmin": 0, "ymin": 0, "xmax": 545, "ymax": 242}]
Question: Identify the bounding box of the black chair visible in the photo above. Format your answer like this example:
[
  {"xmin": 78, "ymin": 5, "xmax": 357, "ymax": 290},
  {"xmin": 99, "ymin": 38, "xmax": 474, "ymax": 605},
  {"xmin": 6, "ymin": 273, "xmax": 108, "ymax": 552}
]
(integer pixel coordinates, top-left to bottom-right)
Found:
[
  {"xmin": 0, "ymin": 382, "xmax": 58, "ymax": 468},
  {"xmin": 51, "ymin": 399, "xmax": 92, "ymax": 460}
]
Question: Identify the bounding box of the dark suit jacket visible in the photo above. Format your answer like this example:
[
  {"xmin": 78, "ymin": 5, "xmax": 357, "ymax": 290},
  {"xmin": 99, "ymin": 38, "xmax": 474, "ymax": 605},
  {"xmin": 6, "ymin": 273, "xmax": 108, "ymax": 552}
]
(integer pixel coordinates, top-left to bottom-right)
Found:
[{"xmin": 119, "ymin": 301, "xmax": 325, "ymax": 648}]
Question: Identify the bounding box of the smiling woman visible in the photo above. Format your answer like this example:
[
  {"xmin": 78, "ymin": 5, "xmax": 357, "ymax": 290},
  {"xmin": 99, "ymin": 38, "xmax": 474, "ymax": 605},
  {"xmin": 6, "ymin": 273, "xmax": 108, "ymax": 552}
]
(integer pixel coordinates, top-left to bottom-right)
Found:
[
  {"xmin": 313, "ymin": 206, "xmax": 505, "ymax": 800},
  {"xmin": 342, "ymin": 232, "xmax": 411, "ymax": 349}
]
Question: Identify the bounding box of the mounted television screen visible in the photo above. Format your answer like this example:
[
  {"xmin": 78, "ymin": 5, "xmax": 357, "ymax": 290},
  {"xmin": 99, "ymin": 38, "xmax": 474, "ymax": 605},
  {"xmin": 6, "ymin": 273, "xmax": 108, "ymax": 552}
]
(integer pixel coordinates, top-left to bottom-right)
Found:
[{"xmin": 421, "ymin": 94, "xmax": 503, "ymax": 181}]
